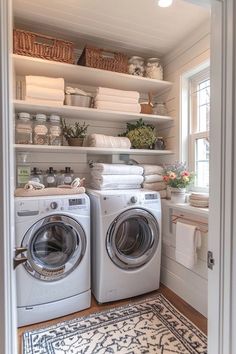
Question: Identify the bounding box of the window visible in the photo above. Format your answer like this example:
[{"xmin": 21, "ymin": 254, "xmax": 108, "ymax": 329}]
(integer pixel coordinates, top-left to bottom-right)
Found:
[{"xmin": 181, "ymin": 65, "xmax": 210, "ymax": 191}]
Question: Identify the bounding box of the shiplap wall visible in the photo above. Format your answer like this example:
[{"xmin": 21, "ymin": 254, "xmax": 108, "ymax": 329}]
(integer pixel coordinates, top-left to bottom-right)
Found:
[{"xmin": 159, "ymin": 26, "xmax": 210, "ymax": 316}]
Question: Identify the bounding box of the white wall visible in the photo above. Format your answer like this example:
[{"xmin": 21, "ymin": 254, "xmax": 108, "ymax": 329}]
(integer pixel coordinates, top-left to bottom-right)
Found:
[{"xmin": 159, "ymin": 22, "xmax": 210, "ymax": 316}]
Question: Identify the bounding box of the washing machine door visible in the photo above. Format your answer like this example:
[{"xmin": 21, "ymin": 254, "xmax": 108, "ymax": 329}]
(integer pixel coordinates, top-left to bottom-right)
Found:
[
  {"xmin": 106, "ymin": 208, "xmax": 159, "ymax": 270},
  {"xmin": 22, "ymin": 215, "xmax": 86, "ymax": 281}
]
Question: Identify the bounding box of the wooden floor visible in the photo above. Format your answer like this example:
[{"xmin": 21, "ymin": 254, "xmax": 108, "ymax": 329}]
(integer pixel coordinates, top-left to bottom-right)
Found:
[{"xmin": 18, "ymin": 284, "xmax": 207, "ymax": 353}]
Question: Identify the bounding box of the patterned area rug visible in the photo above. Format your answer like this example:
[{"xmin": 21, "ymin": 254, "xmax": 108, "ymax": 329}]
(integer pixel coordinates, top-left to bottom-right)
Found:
[{"xmin": 22, "ymin": 294, "xmax": 207, "ymax": 354}]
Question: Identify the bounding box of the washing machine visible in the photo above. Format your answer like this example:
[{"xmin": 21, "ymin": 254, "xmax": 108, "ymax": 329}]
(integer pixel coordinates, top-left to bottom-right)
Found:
[
  {"xmin": 14, "ymin": 194, "xmax": 91, "ymax": 327},
  {"xmin": 87, "ymin": 189, "xmax": 161, "ymax": 303}
]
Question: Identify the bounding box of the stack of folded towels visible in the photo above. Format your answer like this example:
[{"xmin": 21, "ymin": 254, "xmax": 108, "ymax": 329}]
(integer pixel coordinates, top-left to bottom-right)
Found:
[
  {"xmin": 142, "ymin": 164, "xmax": 167, "ymax": 198},
  {"xmin": 94, "ymin": 87, "xmax": 141, "ymax": 113},
  {"xmin": 25, "ymin": 76, "xmax": 65, "ymax": 106},
  {"xmin": 189, "ymin": 193, "xmax": 209, "ymax": 208},
  {"xmin": 89, "ymin": 163, "xmax": 144, "ymax": 190}
]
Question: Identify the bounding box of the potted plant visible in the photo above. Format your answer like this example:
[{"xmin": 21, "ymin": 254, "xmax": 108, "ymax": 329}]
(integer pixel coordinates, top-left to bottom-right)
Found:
[
  {"xmin": 120, "ymin": 118, "xmax": 157, "ymax": 149},
  {"xmin": 62, "ymin": 119, "xmax": 89, "ymax": 146},
  {"xmin": 162, "ymin": 162, "xmax": 194, "ymax": 203}
]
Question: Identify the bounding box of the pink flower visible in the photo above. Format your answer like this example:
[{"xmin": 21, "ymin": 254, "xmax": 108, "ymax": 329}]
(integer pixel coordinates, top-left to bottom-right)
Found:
[
  {"xmin": 169, "ymin": 172, "xmax": 176, "ymax": 180},
  {"xmin": 181, "ymin": 171, "xmax": 190, "ymax": 177},
  {"xmin": 163, "ymin": 175, "xmax": 169, "ymax": 183}
]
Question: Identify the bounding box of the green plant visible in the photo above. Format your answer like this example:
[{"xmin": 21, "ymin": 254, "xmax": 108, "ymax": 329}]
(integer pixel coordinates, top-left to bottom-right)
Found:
[
  {"xmin": 120, "ymin": 118, "xmax": 157, "ymax": 149},
  {"xmin": 62, "ymin": 119, "xmax": 89, "ymax": 140}
]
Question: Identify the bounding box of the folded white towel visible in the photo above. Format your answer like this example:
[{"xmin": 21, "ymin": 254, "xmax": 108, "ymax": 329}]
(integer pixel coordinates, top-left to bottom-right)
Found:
[
  {"xmin": 143, "ymin": 181, "xmax": 166, "ymax": 191},
  {"xmin": 91, "ymin": 174, "xmax": 144, "ymax": 187},
  {"xmin": 95, "ymin": 94, "xmax": 138, "ymax": 104},
  {"xmin": 144, "ymin": 174, "xmax": 164, "ymax": 183},
  {"xmin": 142, "ymin": 164, "xmax": 164, "ymax": 176},
  {"xmin": 175, "ymin": 222, "xmax": 202, "ymax": 269},
  {"xmin": 90, "ymin": 183, "xmax": 142, "ymax": 190},
  {"xmin": 26, "ymin": 76, "xmax": 65, "ymax": 90},
  {"xmin": 97, "ymin": 87, "xmax": 140, "ymax": 100},
  {"xmin": 91, "ymin": 163, "xmax": 143, "ymax": 175},
  {"xmin": 94, "ymin": 101, "xmax": 141, "ymax": 113},
  {"xmin": 26, "ymin": 85, "xmax": 65, "ymax": 101},
  {"xmin": 24, "ymin": 98, "xmax": 64, "ymax": 106},
  {"xmin": 85, "ymin": 134, "xmax": 131, "ymax": 149}
]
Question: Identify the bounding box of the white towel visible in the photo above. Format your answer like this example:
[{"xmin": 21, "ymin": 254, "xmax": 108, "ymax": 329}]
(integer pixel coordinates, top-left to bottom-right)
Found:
[
  {"xmin": 91, "ymin": 163, "xmax": 143, "ymax": 175},
  {"xmin": 26, "ymin": 76, "xmax": 65, "ymax": 90},
  {"xmin": 24, "ymin": 98, "xmax": 64, "ymax": 106},
  {"xmin": 97, "ymin": 87, "xmax": 140, "ymax": 100},
  {"xmin": 85, "ymin": 134, "xmax": 131, "ymax": 149},
  {"xmin": 26, "ymin": 85, "xmax": 65, "ymax": 101},
  {"xmin": 175, "ymin": 222, "xmax": 202, "ymax": 269},
  {"xmin": 144, "ymin": 174, "xmax": 164, "ymax": 183},
  {"xmin": 143, "ymin": 181, "xmax": 166, "ymax": 191},
  {"xmin": 91, "ymin": 174, "xmax": 144, "ymax": 187},
  {"xmin": 142, "ymin": 164, "xmax": 164, "ymax": 176},
  {"xmin": 90, "ymin": 183, "xmax": 142, "ymax": 190},
  {"xmin": 94, "ymin": 101, "xmax": 141, "ymax": 113},
  {"xmin": 95, "ymin": 94, "xmax": 138, "ymax": 104}
]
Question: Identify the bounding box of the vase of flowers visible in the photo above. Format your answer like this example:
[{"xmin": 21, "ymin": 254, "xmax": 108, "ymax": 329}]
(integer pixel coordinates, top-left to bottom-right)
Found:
[{"xmin": 163, "ymin": 162, "xmax": 194, "ymax": 203}]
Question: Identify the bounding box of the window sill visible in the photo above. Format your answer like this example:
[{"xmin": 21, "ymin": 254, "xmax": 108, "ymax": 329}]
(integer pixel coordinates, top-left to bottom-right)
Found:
[{"xmin": 161, "ymin": 199, "xmax": 209, "ymax": 218}]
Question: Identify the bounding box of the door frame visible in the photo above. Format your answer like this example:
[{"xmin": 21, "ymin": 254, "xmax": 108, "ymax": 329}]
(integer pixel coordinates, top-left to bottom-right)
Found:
[{"xmin": 0, "ymin": 0, "xmax": 235, "ymax": 353}]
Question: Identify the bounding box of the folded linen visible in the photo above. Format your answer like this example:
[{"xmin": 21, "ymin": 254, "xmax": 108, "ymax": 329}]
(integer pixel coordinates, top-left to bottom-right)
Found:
[
  {"xmin": 26, "ymin": 85, "xmax": 65, "ymax": 101},
  {"xmin": 141, "ymin": 164, "xmax": 164, "ymax": 176},
  {"xmin": 91, "ymin": 174, "xmax": 144, "ymax": 187},
  {"xmin": 85, "ymin": 134, "xmax": 131, "ymax": 149},
  {"xmin": 143, "ymin": 181, "xmax": 166, "ymax": 191},
  {"xmin": 91, "ymin": 163, "xmax": 143, "ymax": 175},
  {"xmin": 189, "ymin": 193, "xmax": 209, "ymax": 201},
  {"xmin": 97, "ymin": 87, "xmax": 140, "ymax": 100},
  {"xmin": 144, "ymin": 174, "xmax": 164, "ymax": 183},
  {"xmin": 175, "ymin": 222, "xmax": 201, "ymax": 269},
  {"xmin": 94, "ymin": 101, "xmax": 141, "ymax": 113},
  {"xmin": 26, "ymin": 76, "xmax": 65, "ymax": 90},
  {"xmin": 25, "ymin": 98, "xmax": 64, "ymax": 106},
  {"xmin": 90, "ymin": 183, "xmax": 142, "ymax": 190},
  {"xmin": 95, "ymin": 94, "xmax": 138, "ymax": 104}
]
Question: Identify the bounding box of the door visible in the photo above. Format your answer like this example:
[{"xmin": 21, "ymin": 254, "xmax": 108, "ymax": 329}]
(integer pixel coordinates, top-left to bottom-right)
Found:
[
  {"xmin": 106, "ymin": 208, "xmax": 159, "ymax": 269},
  {"xmin": 20, "ymin": 215, "xmax": 86, "ymax": 281}
]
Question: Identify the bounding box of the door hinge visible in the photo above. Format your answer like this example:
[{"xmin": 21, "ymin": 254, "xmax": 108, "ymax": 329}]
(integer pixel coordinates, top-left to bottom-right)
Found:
[{"xmin": 207, "ymin": 251, "xmax": 215, "ymax": 270}]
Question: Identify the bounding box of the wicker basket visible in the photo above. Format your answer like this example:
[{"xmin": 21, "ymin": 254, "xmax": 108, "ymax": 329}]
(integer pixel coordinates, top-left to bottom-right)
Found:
[
  {"xmin": 78, "ymin": 46, "xmax": 128, "ymax": 73},
  {"xmin": 13, "ymin": 29, "xmax": 74, "ymax": 64}
]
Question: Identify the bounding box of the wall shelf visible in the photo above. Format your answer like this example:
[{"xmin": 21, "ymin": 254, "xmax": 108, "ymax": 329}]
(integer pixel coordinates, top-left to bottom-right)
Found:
[
  {"xmin": 14, "ymin": 144, "xmax": 173, "ymax": 156},
  {"xmin": 13, "ymin": 54, "xmax": 172, "ymax": 94},
  {"xmin": 14, "ymin": 100, "xmax": 173, "ymax": 125}
]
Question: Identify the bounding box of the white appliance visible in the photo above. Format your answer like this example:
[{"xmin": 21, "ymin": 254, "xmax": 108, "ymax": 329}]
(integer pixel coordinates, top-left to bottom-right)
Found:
[
  {"xmin": 14, "ymin": 194, "xmax": 91, "ymax": 326},
  {"xmin": 87, "ymin": 189, "xmax": 162, "ymax": 303}
]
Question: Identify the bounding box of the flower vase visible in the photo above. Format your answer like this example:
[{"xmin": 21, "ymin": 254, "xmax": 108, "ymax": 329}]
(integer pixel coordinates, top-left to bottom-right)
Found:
[{"xmin": 170, "ymin": 187, "xmax": 186, "ymax": 204}]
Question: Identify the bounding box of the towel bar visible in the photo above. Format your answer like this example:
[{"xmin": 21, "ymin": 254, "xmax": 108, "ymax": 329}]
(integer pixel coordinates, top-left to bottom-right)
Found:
[{"xmin": 171, "ymin": 214, "xmax": 208, "ymax": 234}]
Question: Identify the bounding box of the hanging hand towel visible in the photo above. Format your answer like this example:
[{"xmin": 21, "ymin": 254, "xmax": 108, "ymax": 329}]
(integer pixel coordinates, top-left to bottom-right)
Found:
[
  {"xmin": 175, "ymin": 222, "xmax": 202, "ymax": 269},
  {"xmin": 94, "ymin": 101, "xmax": 141, "ymax": 113},
  {"xmin": 91, "ymin": 163, "xmax": 144, "ymax": 175},
  {"xmin": 26, "ymin": 76, "xmax": 65, "ymax": 90},
  {"xmin": 95, "ymin": 94, "xmax": 138, "ymax": 104},
  {"xmin": 96, "ymin": 87, "xmax": 140, "ymax": 100}
]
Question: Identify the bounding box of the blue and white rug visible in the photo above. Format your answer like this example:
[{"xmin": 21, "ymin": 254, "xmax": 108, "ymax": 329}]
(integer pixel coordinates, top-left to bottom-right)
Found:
[{"xmin": 22, "ymin": 294, "xmax": 207, "ymax": 354}]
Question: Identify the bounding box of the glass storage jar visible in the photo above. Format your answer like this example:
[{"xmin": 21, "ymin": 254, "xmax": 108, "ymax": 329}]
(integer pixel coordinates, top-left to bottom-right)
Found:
[
  {"xmin": 30, "ymin": 167, "xmax": 43, "ymax": 184},
  {"xmin": 153, "ymin": 102, "xmax": 168, "ymax": 116},
  {"xmin": 15, "ymin": 112, "xmax": 33, "ymax": 144},
  {"xmin": 60, "ymin": 167, "xmax": 74, "ymax": 185},
  {"xmin": 145, "ymin": 58, "xmax": 163, "ymax": 80},
  {"xmin": 49, "ymin": 114, "xmax": 62, "ymax": 146},
  {"xmin": 45, "ymin": 167, "xmax": 57, "ymax": 187},
  {"xmin": 34, "ymin": 113, "xmax": 49, "ymax": 145},
  {"xmin": 128, "ymin": 56, "xmax": 145, "ymax": 76}
]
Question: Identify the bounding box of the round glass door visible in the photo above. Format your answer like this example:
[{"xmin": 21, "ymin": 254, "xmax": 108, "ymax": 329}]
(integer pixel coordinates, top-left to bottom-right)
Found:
[
  {"xmin": 22, "ymin": 215, "xmax": 86, "ymax": 281},
  {"xmin": 106, "ymin": 208, "xmax": 159, "ymax": 270}
]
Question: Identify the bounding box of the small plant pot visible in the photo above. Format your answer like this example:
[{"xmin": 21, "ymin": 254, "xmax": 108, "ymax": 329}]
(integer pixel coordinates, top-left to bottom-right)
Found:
[
  {"xmin": 67, "ymin": 137, "xmax": 84, "ymax": 146},
  {"xmin": 170, "ymin": 187, "xmax": 186, "ymax": 204}
]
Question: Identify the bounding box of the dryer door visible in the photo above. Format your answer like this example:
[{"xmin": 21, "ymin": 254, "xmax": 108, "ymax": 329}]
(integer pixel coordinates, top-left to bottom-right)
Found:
[
  {"xmin": 106, "ymin": 208, "xmax": 159, "ymax": 270},
  {"xmin": 21, "ymin": 215, "xmax": 86, "ymax": 281}
]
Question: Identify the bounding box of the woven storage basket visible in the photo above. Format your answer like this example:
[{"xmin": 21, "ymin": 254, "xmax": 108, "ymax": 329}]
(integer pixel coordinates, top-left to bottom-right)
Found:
[
  {"xmin": 13, "ymin": 29, "xmax": 74, "ymax": 64},
  {"xmin": 78, "ymin": 46, "xmax": 128, "ymax": 73}
]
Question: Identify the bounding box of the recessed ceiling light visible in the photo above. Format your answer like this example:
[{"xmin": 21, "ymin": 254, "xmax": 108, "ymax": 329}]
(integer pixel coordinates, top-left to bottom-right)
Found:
[{"xmin": 158, "ymin": 0, "xmax": 173, "ymax": 7}]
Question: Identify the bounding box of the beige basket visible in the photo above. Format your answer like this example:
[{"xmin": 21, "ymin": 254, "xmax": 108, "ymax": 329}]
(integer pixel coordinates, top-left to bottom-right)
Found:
[
  {"xmin": 13, "ymin": 29, "xmax": 74, "ymax": 64},
  {"xmin": 78, "ymin": 46, "xmax": 128, "ymax": 73}
]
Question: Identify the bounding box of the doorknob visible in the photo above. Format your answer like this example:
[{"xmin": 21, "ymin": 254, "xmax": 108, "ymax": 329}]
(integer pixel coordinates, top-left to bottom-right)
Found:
[{"xmin": 14, "ymin": 247, "xmax": 28, "ymax": 269}]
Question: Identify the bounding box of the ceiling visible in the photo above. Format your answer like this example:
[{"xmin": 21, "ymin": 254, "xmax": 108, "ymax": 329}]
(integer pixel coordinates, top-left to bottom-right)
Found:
[{"xmin": 13, "ymin": 0, "xmax": 210, "ymax": 58}]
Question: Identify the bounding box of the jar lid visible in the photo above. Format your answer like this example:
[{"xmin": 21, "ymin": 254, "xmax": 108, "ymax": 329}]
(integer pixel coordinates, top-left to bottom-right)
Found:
[
  {"xmin": 128, "ymin": 56, "xmax": 145, "ymax": 62},
  {"xmin": 49, "ymin": 114, "xmax": 60, "ymax": 122},
  {"xmin": 18, "ymin": 112, "xmax": 31, "ymax": 120},
  {"xmin": 147, "ymin": 57, "xmax": 161, "ymax": 61},
  {"xmin": 35, "ymin": 113, "xmax": 47, "ymax": 121}
]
